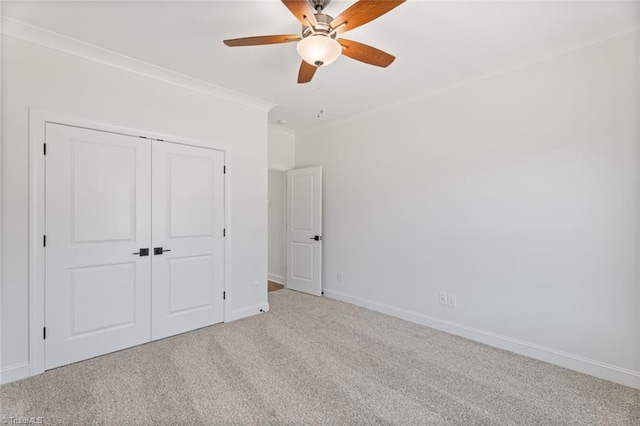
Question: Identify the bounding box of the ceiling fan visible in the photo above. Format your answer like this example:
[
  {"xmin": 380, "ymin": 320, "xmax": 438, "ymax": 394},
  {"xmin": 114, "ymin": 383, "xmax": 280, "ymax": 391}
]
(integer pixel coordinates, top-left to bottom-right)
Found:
[{"xmin": 223, "ymin": 0, "xmax": 406, "ymax": 84}]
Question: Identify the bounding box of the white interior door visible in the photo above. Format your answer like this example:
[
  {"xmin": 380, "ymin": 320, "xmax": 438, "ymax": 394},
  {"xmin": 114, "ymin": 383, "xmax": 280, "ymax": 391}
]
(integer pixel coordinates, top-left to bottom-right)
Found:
[
  {"xmin": 151, "ymin": 141, "xmax": 225, "ymax": 340},
  {"xmin": 45, "ymin": 123, "xmax": 152, "ymax": 369},
  {"xmin": 286, "ymin": 166, "xmax": 322, "ymax": 296}
]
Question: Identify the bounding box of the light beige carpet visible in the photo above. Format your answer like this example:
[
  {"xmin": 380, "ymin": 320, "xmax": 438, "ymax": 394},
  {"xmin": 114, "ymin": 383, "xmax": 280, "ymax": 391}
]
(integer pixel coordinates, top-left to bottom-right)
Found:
[{"xmin": 1, "ymin": 289, "xmax": 638, "ymax": 425}]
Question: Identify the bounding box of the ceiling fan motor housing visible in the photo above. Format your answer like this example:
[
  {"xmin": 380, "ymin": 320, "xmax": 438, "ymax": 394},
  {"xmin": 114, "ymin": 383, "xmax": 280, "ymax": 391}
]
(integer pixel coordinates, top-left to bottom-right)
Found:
[{"xmin": 302, "ymin": 13, "xmax": 336, "ymax": 39}]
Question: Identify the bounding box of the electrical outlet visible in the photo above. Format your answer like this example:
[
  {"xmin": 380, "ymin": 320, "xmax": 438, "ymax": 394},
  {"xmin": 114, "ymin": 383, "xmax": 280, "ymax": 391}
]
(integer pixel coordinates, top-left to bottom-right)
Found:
[
  {"xmin": 337, "ymin": 272, "xmax": 343, "ymax": 283},
  {"xmin": 448, "ymin": 294, "xmax": 457, "ymax": 307},
  {"xmin": 439, "ymin": 292, "xmax": 447, "ymax": 305}
]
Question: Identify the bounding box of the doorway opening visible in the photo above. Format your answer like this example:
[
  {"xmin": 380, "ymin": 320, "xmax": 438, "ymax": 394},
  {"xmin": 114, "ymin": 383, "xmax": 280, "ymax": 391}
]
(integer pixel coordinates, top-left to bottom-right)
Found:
[
  {"xmin": 268, "ymin": 170, "xmax": 287, "ymax": 291},
  {"xmin": 268, "ymin": 166, "xmax": 323, "ymax": 296},
  {"xmin": 268, "ymin": 281, "xmax": 285, "ymax": 292}
]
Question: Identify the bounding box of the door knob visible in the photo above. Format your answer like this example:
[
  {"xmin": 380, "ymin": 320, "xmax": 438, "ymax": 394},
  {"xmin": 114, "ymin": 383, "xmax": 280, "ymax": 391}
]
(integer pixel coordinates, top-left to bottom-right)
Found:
[
  {"xmin": 309, "ymin": 236, "xmax": 322, "ymax": 241},
  {"xmin": 154, "ymin": 247, "xmax": 172, "ymax": 255},
  {"xmin": 133, "ymin": 248, "xmax": 149, "ymax": 256}
]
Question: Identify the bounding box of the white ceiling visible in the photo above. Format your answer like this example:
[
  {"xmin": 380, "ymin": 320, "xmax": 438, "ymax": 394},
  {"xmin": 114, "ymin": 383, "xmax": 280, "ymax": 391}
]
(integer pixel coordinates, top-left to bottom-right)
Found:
[{"xmin": 2, "ymin": 1, "xmax": 638, "ymax": 132}]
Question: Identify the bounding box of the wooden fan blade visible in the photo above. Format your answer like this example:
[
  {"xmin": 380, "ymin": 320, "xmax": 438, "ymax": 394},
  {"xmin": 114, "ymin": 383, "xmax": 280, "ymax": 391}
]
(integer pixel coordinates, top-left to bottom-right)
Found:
[
  {"xmin": 298, "ymin": 60, "xmax": 317, "ymax": 84},
  {"xmin": 223, "ymin": 34, "xmax": 301, "ymax": 47},
  {"xmin": 338, "ymin": 38, "xmax": 395, "ymax": 67},
  {"xmin": 330, "ymin": 0, "xmax": 405, "ymax": 35},
  {"xmin": 281, "ymin": 0, "xmax": 318, "ymax": 27}
]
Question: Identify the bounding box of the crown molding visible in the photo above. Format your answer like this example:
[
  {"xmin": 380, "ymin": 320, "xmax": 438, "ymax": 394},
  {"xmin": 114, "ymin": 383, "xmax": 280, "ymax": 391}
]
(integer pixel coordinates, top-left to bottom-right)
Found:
[
  {"xmin": 298, "ymin": 21, "xmax": 640, "ymax": 136},
  {"xmin": 1, "ymin": 17, "xmax": 276, "ymax": 112}
]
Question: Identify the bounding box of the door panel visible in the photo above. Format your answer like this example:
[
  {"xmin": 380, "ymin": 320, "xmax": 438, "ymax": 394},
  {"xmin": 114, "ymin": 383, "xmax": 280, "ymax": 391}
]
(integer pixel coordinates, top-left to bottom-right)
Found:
[
  {"xmin": 45, "ymin": 123, "xmax": 152, "ymax": 369},
  {"xmin": 292, "ymin": 242, "xmax": 314, "ymax": 280},
  {"xmin": 71, "ymin": 142, "xmax": 136, "ymax": 242},
  {"xmin": 69, "ymin": 263, "xmax": 136, "ymax": 336},
  {"xmin": 167, "ymin": 154, "xmax": 215, "ymax": 238},
  {"xmin": 152, "ymin": 142, "xmax": 225, "ymax": 340},
  {"xmin": 286, "ymin": 167, "xmax": 322, "ymax": 296},
  {"xmin": 167, "ymin": 255, "xmax": 214, "ymax": 315},
  {"xmin": 292, "ymin": 175, "xmax": 314, "ymax": 230}
]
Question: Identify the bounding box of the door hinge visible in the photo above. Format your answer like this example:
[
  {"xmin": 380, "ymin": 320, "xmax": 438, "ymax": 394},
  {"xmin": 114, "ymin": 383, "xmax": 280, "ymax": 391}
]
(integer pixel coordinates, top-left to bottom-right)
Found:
[
  {"xmin": 43, "ymin": 235, "xmax": 46, "ymax": 247},
  {"xmin": 43, "ymin": 327, "xmax": 46, "ymax": 340},
  {"xmin": 223, "ymin": 165, "xmax": 226, "ymax": 174},
  {"xmin": 43, "ymin": 143, "xmax": 47, "ymax": 155},
  {"xmin": 223, "ymin": 291, "xmax": 226, "ymax": 300}
]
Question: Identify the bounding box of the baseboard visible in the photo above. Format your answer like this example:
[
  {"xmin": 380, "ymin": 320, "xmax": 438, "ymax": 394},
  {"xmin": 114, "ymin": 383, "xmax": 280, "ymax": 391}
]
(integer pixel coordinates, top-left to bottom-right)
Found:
[
  {"xmin": 226, "ymin": 302, "xmax": 270, "ymax": 322},
  {"xmin": 323, "ymin": 288, "xmax": 640, "ymax": 389},
  {"xmin": 268, "ymin": 274, "xmax": 285, "ymax": 285},
  {"xmin": 0, "ymin": 362, "xmax": 30, "ymax": 385}
]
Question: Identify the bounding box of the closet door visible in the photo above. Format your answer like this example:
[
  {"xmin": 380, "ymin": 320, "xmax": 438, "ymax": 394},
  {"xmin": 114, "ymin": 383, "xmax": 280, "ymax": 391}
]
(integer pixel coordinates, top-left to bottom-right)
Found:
[
  {"xmin": 151, "ymin": 142, "xmax": 225, "ymax": 340},
  {"xmin": 45, "ymin": 124, "xmax": 152, "ymax": 369}
]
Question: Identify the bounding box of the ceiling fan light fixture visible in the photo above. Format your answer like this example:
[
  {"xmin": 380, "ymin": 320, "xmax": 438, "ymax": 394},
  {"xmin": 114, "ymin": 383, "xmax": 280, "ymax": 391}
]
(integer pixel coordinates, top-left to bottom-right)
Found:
[
  {"xmin": 296, "ymin": 34, "xmax": 342, "ymax": 67},
  {"xmin": 223, "ymin": 0, "xmax": 406, "ymax": 83}
]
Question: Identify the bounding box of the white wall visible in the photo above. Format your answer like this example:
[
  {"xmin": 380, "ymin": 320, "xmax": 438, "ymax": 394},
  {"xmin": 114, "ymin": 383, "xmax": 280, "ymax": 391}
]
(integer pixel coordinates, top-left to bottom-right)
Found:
[
  {"xmin": 268, "ymin": 125, "xmax": 295, "ymax": 171},
  {"xmin": 1, "ymin": 35, "xmax": 270, "ymax": 381},
  {"xmin": 268, "ymin": 170, "xmax": 286, "ymax": 284},
  {"xmin": 296, "ymin": 33, "xmax": 640, "ymax": 387}
]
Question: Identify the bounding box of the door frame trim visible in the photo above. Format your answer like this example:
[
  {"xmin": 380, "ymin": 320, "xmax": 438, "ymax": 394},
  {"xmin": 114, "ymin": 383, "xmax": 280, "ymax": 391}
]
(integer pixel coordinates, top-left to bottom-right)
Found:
[{"xmin": 28, "ymin": 108, "xmax": 232, "ymax": 377}]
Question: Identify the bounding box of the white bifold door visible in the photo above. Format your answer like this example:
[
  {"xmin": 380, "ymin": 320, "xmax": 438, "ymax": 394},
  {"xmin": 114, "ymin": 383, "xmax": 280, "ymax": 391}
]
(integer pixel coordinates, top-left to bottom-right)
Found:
[
  {"xmin": 286, "ymin": 166, "xmax": 322, "ymax": 296},
  {"xmin": 45, "ymin": 124, "xmax": 153, "ymax": 369},
  {"xmin": 44, "ymin": 123, "xmax": 224, "ymax": 369},
  {"xmin": 151, "ymin": 142, "xmax": 225, "ymax": 340}
]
